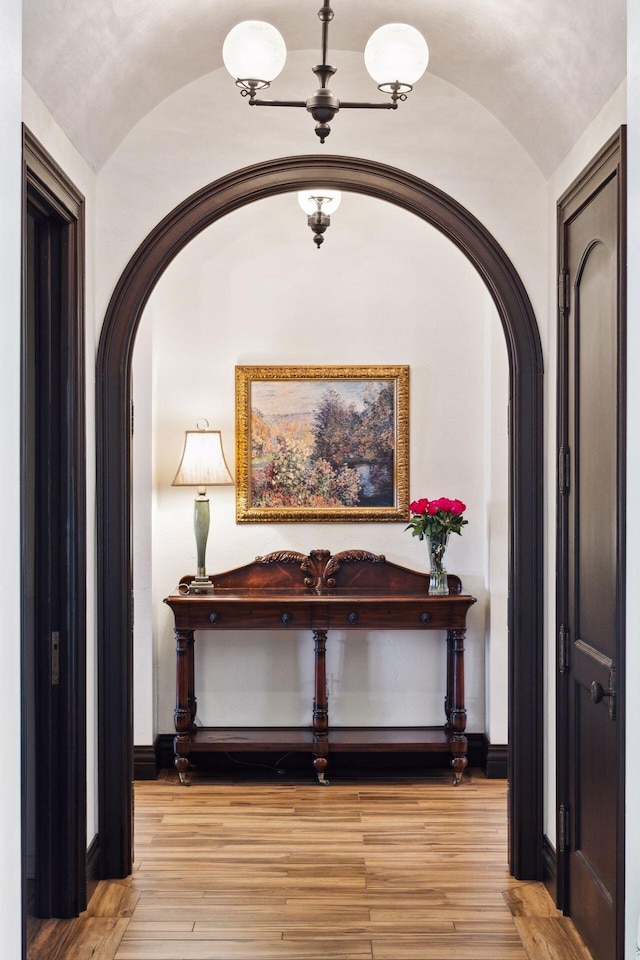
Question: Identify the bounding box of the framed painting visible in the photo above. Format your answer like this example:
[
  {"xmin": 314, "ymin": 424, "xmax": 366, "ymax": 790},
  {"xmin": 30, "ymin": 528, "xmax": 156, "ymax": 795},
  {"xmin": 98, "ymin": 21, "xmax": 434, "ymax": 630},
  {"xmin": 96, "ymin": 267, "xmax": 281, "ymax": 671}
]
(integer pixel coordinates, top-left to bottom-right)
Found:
[{"xmin": 235, "ymin": 364, "xmax": 409, "ymax": 522}]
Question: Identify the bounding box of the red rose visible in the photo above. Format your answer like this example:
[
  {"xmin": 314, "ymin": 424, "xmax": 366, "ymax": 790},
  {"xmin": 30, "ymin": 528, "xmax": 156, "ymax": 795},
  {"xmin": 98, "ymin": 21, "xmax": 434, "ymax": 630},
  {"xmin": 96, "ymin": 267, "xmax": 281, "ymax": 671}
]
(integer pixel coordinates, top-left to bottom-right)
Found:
[
  {"xmin": 410, "ymin": 498, "xmax": 429, "ymax": 515},
  {"xmin": 450, "ymin": 499, "xmax": 466, "ymax": 514},
  {"xmin": 426, "ymin": 500, "xmax": 439, "ymax": 514}
]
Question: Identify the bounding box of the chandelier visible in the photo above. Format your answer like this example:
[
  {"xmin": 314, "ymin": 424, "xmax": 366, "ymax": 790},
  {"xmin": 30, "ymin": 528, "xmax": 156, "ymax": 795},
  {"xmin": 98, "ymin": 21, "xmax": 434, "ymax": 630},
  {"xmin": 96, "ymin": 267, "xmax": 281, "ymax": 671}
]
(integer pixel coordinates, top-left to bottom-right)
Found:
[
  {"xmin": 222, "ymin": 2, "xmax": 429, "ymax": 143},
  {"xmin": 298, "ymin": 189, "xmax": 341, "ymax": 248}
]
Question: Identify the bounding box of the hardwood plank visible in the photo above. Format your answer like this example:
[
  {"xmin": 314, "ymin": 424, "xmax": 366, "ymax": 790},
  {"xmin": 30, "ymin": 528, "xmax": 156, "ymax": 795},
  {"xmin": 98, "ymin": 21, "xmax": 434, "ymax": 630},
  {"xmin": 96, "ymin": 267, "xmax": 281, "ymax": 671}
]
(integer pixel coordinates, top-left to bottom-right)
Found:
[
  {"xmin": 122, "ymin": 928, "xmax": 284, "ymax": 941},
  {"xmin": 115, "ymin": 940, "xmax": 373, "ymax": 959},
  {"xmin": 29, "ymin": 918, "xmax": 129, "ymax": 960},
  {"xmin": 504, "ymin": 881, "xmax": 563, "ymax": 918},
  {"xmin": 84, "ymin": 880, "xmax": 140, "ymax": 917},
  {"xmin": 372, "ymin": 934, "xmax": 528, "ymax": 959},
  {"xmin": 513, "ymin": 918, "xmax": 595, "ymax": 960},
  {"xmin": 125, "ymin": 922, "xmax": 195, "ymax": 934},
  {"xmin": 131, "ymin": 903, "xmax": 371, "ymax": 923}
]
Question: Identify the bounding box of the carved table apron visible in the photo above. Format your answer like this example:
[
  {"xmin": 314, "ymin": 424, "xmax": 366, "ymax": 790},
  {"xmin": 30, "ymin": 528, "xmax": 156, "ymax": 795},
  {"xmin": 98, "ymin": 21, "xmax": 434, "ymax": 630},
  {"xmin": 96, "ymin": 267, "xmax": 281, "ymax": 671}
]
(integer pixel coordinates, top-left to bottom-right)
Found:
[{"xmin": 164, "ymin": 549, "xmax": 477, "ymax": 786}]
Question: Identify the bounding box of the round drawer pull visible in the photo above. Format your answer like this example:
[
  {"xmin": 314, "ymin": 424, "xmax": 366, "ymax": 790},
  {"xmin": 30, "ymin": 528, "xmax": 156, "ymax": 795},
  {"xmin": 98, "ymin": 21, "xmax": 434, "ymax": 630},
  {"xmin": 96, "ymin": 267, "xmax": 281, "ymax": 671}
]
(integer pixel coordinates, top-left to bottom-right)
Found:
[
  {"xmin": 281, "ymin": 612, "xmax": 292, "ymax": 625},
  {"xmin": 209, "ymin": 612, "xmax": 220, "ymax": 625},
  {"xmin": 348, "ymin": 611, "xmax": 359, "ymax": 625},
  {"xmin": 420, "ymin": 612, "xmax": 431, "ymax": 624}
]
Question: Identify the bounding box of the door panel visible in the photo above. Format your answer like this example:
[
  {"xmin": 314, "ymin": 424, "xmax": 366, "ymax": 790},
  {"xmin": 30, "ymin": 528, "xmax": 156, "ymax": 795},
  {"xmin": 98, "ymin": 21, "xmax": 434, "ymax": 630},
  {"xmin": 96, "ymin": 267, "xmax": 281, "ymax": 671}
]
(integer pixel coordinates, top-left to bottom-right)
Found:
[{"xmin": 557, "ymin": 129, "xmax": 625, "ymax": 960}]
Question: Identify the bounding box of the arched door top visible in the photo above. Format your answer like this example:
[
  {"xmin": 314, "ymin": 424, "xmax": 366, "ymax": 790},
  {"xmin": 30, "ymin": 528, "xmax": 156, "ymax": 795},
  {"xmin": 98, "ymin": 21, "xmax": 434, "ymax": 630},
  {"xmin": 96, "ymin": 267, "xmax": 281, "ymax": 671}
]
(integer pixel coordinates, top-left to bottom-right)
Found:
[{"xmin": 96, "ymin": 154, "xmax": 543, "ymax": 881}]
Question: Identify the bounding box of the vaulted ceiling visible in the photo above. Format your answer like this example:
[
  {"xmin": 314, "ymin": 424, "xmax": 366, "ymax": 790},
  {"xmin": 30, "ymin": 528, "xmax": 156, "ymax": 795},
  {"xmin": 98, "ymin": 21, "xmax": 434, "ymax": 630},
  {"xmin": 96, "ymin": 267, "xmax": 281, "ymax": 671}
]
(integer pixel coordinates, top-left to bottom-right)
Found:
[{"xmin": 23, "ymin": 0, "xmax": 626, "ymax": 175}]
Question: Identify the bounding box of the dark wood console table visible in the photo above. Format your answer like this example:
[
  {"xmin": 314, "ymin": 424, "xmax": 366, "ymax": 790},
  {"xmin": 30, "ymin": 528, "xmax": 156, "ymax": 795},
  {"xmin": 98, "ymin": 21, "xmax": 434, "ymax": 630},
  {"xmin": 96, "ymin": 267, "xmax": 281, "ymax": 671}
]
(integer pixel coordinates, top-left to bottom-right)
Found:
[{"xmin": 164, "ymin": 549, "xmax": 476, "ymax": 786}]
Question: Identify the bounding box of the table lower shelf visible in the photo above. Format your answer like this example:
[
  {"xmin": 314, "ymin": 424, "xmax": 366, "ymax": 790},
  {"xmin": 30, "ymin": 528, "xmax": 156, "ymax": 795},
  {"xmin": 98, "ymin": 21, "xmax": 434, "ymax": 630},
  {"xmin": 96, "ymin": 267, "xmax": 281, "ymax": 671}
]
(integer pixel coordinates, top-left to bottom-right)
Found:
[
  {"xmin": 173, "ymin": 726, "xmax": 468, "ymax": 786},
  {"xmin": 180, "ymin": 726, "xmax": 456, "ymax": 753}
]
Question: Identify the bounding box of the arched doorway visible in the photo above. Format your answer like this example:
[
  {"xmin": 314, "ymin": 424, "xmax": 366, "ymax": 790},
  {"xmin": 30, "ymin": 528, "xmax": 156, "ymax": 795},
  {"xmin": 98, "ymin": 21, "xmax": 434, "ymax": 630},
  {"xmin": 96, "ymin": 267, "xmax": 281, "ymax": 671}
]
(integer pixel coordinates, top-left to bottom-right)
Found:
[{"xmin": 96, "ymin": 154, "xmax": 543, "ymax": 881}]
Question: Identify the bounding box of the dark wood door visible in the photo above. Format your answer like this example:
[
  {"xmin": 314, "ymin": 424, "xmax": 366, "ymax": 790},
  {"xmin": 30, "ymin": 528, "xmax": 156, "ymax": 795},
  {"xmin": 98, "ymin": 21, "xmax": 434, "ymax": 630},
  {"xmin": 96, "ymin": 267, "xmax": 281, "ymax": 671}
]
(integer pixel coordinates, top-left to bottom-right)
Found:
[{"xmin": 556, "ymin": 129, "xmax": 625, "ymax": 960}]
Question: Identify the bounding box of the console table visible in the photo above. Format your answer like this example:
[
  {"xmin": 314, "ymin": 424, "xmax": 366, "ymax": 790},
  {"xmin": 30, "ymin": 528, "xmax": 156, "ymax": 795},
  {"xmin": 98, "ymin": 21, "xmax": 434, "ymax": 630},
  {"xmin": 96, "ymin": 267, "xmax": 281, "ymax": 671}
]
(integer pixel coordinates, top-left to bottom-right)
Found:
[{"xmin": 164, "ymin": 549, "xmax": 476, "ymax": 786}]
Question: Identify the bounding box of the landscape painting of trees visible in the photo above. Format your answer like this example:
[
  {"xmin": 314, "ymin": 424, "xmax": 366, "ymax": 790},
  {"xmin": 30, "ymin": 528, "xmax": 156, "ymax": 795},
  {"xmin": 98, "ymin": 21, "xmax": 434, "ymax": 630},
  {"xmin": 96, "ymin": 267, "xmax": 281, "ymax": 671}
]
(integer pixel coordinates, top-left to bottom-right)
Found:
[{"xmin": 235, "ymin": 366, "xmax": 409, "ymax": 522}]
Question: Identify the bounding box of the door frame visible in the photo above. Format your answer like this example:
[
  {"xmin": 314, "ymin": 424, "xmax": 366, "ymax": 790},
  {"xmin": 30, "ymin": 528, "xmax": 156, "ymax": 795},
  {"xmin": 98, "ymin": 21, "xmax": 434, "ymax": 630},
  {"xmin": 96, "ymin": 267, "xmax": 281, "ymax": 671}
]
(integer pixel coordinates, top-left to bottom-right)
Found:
[
  {"xmin": 556, "ymin": 128, "xmax": 626, "ymax": 957},
  {"xmin": 96, "ymin": 154, "xmax": 544, "ymax": 881},
  {"xmin": 21, "ymin": 127, "xmax": 87, "ymax": 921}
]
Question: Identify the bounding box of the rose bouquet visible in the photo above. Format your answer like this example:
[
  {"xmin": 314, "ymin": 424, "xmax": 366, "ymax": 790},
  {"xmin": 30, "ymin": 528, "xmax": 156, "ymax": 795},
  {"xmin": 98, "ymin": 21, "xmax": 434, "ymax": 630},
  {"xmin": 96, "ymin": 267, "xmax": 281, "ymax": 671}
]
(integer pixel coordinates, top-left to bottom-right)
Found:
[
  {"xmin": 405, "ymin": 497, "xmax": 468, "ymax": 539},
  {"xmin": 405, "ymin": 497, "xmax": 468, "ymax": 595}
]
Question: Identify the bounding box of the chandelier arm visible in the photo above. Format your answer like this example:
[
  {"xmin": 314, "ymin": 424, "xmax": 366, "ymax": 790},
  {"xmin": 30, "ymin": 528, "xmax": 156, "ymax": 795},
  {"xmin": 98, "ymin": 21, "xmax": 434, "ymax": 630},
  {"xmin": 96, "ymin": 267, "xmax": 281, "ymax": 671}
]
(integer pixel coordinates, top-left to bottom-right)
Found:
[
  {"xmin": 249, "ymin": 99, "xmax": 308, "ymax": 108},
  {"xmin": 339, "ymin": 101, "xmax": 399, "ymax": 110}
]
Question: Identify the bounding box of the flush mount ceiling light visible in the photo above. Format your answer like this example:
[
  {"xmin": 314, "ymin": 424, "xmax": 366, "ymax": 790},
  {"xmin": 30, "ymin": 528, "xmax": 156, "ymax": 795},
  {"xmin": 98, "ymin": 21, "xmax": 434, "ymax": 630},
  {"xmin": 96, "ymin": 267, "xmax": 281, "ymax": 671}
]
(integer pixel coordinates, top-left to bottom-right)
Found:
[
  {"xmin": 298, "ymin": 189, "xmax": 341, "ymax": 248},
  {"xmin": 222, "ymin": 2, "xmax": 429, "ymax": 143}
]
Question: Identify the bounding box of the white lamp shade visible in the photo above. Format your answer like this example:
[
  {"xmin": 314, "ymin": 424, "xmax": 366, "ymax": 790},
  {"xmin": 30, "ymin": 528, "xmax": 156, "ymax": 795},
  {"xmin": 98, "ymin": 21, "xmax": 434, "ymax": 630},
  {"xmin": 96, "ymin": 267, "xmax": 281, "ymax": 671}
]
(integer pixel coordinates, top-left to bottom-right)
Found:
[
  {"xmin": 172, "ymin": 430, "xmax": 234, "ymax": 486},
  {"xmin": 222, "ymin": 20, "xmax": 287, "ymax": 83},
  {"xmin": 364, "ymin": 23, "xmax": 429, "ymax": 87},
  {"xmin": 297, "ymin": 189, "xmax": 342, "ymax": 216}
]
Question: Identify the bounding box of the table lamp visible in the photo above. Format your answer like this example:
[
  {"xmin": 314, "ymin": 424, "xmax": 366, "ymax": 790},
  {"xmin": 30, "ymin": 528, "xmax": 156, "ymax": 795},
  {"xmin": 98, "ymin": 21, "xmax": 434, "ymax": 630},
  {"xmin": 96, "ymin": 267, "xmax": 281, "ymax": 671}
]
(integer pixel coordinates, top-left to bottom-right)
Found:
[{"xmin": 172, "ymin": 421, "xmax": 234, "ymax": 594}]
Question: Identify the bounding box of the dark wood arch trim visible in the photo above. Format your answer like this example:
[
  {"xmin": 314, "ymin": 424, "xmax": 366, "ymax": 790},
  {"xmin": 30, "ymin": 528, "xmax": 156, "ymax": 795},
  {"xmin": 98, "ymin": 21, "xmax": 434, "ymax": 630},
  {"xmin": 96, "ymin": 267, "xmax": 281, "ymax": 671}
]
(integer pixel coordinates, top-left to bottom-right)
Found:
[{"xmin": 97, "ymin": 154, "xmax": 544, "ymax": 880}]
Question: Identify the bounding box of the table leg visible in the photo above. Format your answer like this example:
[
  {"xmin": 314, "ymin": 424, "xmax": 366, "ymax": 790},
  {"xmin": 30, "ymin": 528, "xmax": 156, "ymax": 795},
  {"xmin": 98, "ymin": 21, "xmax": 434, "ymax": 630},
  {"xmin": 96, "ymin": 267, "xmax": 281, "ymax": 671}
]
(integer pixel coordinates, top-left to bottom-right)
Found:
[
  {"xmin": 187, "ymin": 632, "xmax": 197, "ymax": 729},
  {"xmin": 312, "ymin": 629, "xmax": 329, "ymax": 784},
  {"xmin": 447, "ymin": 628, "xmax": 468, "ymax": 785},
  {"xmin": 174, "ymin": 628, "xmax": 194, "ymax": 785},
  {"xmin": 444, "ymin": 630, "xmax": 454, "ymax": 732}
]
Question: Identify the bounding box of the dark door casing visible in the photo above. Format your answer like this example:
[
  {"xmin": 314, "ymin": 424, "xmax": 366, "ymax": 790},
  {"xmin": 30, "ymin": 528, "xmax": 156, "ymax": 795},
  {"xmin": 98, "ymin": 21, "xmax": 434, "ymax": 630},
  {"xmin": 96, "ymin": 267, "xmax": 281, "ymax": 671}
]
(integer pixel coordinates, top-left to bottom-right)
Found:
[
  {"xmin": 556, "ymin": 128, "xmax": 626, "ymax": 960},
  {"xmin": 21, "ymin": 128, "xmax": 87, "ymax": 924}
]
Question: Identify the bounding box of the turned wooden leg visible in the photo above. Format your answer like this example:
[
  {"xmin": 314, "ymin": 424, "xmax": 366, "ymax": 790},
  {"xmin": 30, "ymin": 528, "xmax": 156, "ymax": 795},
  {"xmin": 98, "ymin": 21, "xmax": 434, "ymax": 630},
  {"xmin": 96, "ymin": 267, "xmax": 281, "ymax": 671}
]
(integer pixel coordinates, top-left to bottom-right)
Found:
[
  {"xmin": 448, "ymin": 628, "xmax": 468, "ymax": 785},
  {"xmin": 312, "ymin": 629, "xmax": 330, "ymax": 785},
  {"xmin": 186, "ymin": 631, "xmax": 197, "ymax": 728},
  {"xmin": 174, "ymin": 733, "xmax": 191, "ymax": 786},
  {"xmin": 174, "ymin": 629, "xmax": 194, "ymax": 786},
  {"xmin": 444, "ymin": 630, "xmax": 454, "ymax": 732}
]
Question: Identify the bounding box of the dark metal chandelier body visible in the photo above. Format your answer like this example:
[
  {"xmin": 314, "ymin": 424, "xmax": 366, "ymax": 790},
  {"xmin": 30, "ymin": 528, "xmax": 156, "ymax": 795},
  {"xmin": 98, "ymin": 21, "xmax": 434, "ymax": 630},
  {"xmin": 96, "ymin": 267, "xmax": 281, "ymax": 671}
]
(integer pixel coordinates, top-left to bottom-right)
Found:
[{"xmin": 225, "ymin": 2, "xmax": 428, "ymax": 143}]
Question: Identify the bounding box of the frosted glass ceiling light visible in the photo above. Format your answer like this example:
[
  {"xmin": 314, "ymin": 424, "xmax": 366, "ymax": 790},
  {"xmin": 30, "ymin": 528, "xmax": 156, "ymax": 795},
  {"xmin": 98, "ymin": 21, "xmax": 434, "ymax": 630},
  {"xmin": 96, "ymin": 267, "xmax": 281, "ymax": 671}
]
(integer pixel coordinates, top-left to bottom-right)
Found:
[
  {"xmin": 222, "ymin": 20, "xmax": 287, "ymax": 95},
  {"xmin": 297, "ymin": 189, "xmax": 342, "ymax": 249},
  {"xmin": 297, "ymin": 189, "xmax": 341, "ymax": 216},
  {"xmin": 223, "ymin": 2, "xmax": 428, "ymax": 143},
  {"xmin": 364, "ymin": 23, "xmax": 429, "ymax": 94}
]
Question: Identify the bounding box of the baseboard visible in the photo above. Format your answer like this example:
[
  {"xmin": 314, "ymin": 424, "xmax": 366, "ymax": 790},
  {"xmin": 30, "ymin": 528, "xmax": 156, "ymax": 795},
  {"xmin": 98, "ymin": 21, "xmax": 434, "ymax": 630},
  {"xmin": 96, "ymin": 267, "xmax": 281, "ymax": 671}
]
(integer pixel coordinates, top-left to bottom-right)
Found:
[
  {"xmin": 542, "ymin": 834, "xmax": 557, "ymax": 902},
  {"xmin": 482, "ymin": 735, "xmax": 508, "ymax": 779},
  {"xmin": 134, "ymin": 741, "xmax": 160, "ymax": 780},
  {"xmin": 154, "ymin": 731, "xmax": 491, "ymax": 777}
]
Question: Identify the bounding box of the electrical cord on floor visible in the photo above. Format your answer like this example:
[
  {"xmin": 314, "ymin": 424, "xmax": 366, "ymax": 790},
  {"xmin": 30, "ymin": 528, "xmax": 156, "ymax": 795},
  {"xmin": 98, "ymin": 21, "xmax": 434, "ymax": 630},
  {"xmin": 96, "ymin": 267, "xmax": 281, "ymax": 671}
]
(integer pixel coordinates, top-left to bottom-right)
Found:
[{"xmin": 223, "ymin": 751, "xmax": 291, "ymax": 776}]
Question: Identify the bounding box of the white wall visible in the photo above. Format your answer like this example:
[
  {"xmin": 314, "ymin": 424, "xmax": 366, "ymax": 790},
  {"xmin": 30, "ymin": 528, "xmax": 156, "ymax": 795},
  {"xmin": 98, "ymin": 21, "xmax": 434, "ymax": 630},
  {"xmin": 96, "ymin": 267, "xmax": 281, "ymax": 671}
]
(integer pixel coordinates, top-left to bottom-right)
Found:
[
  {"xmin": 131, "ymin": 191, "xmax": 508, "ymax": 744},
  {"xmin": 0, "ymin": 0, "xmax": 24, "ymax": 953},
  {"xmin": 21, "ymin": 83, "xmax": 100, "ymax": 842}
]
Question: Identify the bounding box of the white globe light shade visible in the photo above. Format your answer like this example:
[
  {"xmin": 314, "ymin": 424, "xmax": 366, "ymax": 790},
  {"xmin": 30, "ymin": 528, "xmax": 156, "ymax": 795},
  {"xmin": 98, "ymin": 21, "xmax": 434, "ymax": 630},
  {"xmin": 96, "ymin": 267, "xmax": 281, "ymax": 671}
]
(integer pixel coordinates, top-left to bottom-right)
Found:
[
  {"xmin": 222, "ymin": 21, "xmax": 286, "ymax": 82},
  {"xmin": 364, "ymin": 23, "xmax": 429, "ymax": 87},
  {"xmin": 297, "ymin": 190, "xmax": 342, "ymax": 216}
]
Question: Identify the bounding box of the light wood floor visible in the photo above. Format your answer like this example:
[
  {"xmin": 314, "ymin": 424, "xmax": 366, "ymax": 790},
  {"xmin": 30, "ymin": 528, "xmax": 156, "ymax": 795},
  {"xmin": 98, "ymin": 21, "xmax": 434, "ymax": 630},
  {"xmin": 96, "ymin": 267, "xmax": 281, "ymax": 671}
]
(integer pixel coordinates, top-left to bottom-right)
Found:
[{"xmin": 28, "ymin": 768, "xmax": 594, "ymax": 960}]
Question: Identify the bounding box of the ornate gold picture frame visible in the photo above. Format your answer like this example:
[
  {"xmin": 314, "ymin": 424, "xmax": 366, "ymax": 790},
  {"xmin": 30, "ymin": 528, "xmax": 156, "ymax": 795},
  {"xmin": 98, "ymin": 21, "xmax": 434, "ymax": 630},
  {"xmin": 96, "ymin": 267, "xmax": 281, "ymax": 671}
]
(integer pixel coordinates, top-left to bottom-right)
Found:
[{"xmin": 236, "ymin": 365, "xmax": 409, "ymax": 522}]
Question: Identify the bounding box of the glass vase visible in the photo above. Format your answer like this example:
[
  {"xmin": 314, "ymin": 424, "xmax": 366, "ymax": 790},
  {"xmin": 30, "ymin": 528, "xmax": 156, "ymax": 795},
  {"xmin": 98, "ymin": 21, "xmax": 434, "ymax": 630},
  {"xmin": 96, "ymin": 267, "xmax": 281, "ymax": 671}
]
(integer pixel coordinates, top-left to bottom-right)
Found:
[{"xmin": 427, "ymin": 532, "xmax": 449, "ymax": 595}]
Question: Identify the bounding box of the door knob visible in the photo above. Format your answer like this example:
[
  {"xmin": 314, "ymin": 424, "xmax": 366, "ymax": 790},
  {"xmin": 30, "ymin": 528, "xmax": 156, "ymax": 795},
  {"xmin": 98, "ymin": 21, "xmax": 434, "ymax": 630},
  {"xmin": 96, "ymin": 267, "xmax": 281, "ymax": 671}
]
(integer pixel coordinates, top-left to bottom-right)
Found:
[
  {"xmin": 590, "ymin": 670, "xmax": 616, "ymax": 720},
  {"xmin": 590, "ymin": 681, "xmax": 612, "ymax": 704}
]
